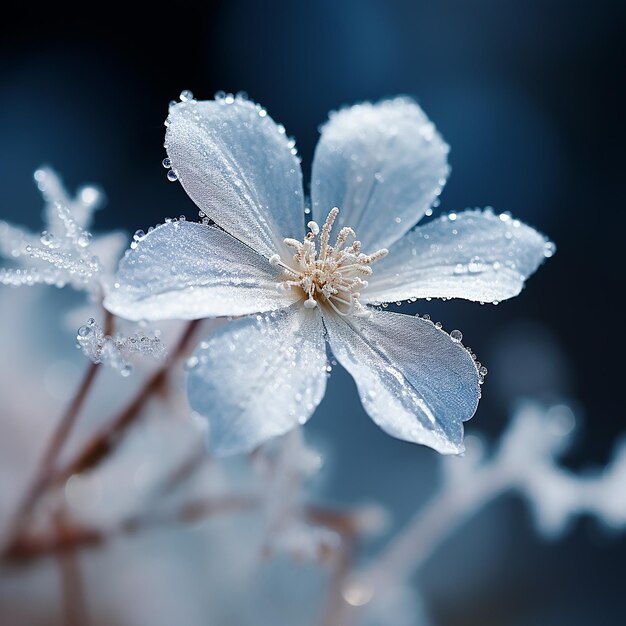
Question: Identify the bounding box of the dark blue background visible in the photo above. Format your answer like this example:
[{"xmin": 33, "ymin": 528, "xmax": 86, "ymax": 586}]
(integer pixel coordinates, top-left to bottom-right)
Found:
[{"xmin": 2, "ymin": 1, "xmax": 625, "ymax": 623}]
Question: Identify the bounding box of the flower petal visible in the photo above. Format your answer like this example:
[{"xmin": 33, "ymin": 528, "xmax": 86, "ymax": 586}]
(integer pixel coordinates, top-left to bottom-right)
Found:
[
  {"xmin": 105, "ymin": 221, "xmax": 296, "ymax": 321},
  {"xmin": 165, "ymin": 96, "xmax": 305, "ymax": 258},
  {"xmin": 310, "ymin": 98, "xmax": 449, "ymax": 251},
  {"xmin": 323, "ymin": 309, "xmax": 480, "ymax": 454},
  {"xmin": 187, "ymin": 306, "xmax": 328, "ymax": 456},
  {"xmin": 364, "ymin": 209, "xmax": 554, "ymax": 304}
]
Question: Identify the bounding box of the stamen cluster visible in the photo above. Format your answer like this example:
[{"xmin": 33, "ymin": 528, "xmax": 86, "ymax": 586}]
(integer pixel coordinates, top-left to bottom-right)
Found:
[{"xmin": 270, "ymin": 208, "xmax": 388, "ymax": 317}]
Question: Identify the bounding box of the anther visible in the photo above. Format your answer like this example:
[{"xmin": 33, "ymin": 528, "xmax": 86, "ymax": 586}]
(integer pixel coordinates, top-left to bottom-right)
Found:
[{"xmin": 307, "ymin": 220, "xmax": 320, "ymax": 235}]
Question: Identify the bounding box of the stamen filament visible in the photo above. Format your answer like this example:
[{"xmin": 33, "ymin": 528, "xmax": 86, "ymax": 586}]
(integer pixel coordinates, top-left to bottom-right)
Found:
[{"xmin": 272, "ymin": 208, "xmax": 386, "ymax": 318}]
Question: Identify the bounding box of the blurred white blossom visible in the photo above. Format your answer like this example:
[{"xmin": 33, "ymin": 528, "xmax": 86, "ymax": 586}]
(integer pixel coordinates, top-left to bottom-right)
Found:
[{"xmin": 0, "ymin": 167, "xmax": 125, "ymax": 296}]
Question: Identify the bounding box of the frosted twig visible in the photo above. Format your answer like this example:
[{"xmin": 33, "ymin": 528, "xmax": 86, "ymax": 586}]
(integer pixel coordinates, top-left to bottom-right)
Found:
[
  {"xmin": 256, "ymin": 428, "xmax": 339, "ymax": 562},
  {"xmin": 56, "ymin": 513, "xmax": 90, "ymax": 626},
  {"xmin": 51, "ymin": 319, "xmax": 201, "ymax": 484},
  {"xmin": 76, "ymin": 317, "xmax": 166, "ymax": 377},
  {"xmin": 0, "ymin": 168, "xmax": 110, "ymax": 294},
  {"xmin": 2, "ymin": 311, "xmax": 114, "ymax": 551},
  {"xmin": 342, "ymin": 403, "xmax": 626, "ymax": 622},
  {"xmin": 3, "ymin": 496, "xmax": 368, "ymax": 564}
]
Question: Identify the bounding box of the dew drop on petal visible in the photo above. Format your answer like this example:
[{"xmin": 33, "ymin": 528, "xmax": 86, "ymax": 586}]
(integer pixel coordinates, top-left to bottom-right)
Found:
[
  {"xmin": 450, "ymin": 329, "xmax": 463, "ymax": 342},
  {"xmin": 544, "ymin": 241, "xmax": 556, "ymax": 258}
]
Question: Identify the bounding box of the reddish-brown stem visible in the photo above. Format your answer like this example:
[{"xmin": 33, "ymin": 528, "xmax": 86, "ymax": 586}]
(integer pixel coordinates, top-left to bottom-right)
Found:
[
  {"xmin": 4, "ymin": 500, "xmax": 360, "ymax": 565},
  {"xmin": 3, "ymin": 311, "xmax": 113, "ymax": 546},
  {"xmin": 57, "ymin": 515, "xmax": 90, "ymax": 626},
  {"xmin": 50, "ymin": 319, "xmax": 201, "ymax": 486},
  {"xmin": 5, "ymin": 496, "xmax": 259, "ymax": 562},
  {"xmin": 315, "ymin": 510, "xmax": 359, "ymax": 626}
]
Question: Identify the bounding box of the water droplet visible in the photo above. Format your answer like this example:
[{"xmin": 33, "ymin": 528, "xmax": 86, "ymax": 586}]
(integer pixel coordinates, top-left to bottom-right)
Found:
[
  {"xmin": 468, "ymin": 258, "xmax": 484, "ymax": 273},
  {"xmin": 120, "ymin": 364, "xmax": 134, "ymax": 377},
  {"xmin": 479, "ymin": 365, "xmax": 488, "ymax": 376},
  {"xmin": 87, "ymin": 318, "xmax": 96, "ymax": 326},
  {"xmin": 40, "ymin": 231, "xmax": 54, "ymax": 246},
  {"xmin": 422, "ymin": 314, "xmax": 430, "ymax": 321},
  {"xmin": 185, "ymin": 356, "xmax": 199, "ymax": 370},
  {"xmin": 162, "ymin": 158, "xmax": 171, "ymax": 169},
  {"xmin": 450, "ymin": 329, "xmax": 463, "ymax": 342},
  {"xmin": 77, "ymin": 325, "xmax": 92, "ymax": 338},
  {"xmin": 544, "ymin": 241, "xmax": 556, "ymax": 258},
  {"xmin": 77, "ymin": 232, "xmax": 92, "ymax": 247},
  {"xmin": 167, "ymin": 170, "xmax": 178, "ymax": 182},
  {"xmin": 80, "ymin": 186, "xmax": 99, "ymax": 205},
  {"xmin": 435, "ymin": 321, "xmax": 442, "ymax": 329},
  {"xmin": 179, "ymin": 89, "xmax": 194, "ymax": 102}
]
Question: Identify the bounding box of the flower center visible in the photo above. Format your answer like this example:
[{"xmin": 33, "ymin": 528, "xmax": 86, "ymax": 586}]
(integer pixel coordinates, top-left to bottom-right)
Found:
[{"xmin": 269, "ymin": 207, "xmax": 388, "ymax": 317}]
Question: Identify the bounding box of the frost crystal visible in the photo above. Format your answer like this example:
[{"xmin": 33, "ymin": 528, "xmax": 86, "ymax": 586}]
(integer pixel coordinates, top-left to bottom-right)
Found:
[
  {"xmin": 0, "ymin": 167, "xmax": 121, "ymax": 295},
  {"xmin": 76, "ymin": 318, "xmax": 166, "ymax": 376}
]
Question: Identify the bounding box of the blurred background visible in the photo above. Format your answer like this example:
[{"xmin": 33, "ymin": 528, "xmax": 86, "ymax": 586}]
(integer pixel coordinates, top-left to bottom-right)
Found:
[{"xmin": 1, "ymin": 1, "xmax": 625, "ymax": 624}]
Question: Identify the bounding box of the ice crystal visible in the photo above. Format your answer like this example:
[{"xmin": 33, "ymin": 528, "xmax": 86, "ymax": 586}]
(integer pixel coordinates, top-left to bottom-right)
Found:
[
  {"xmin": 0, "ymin": 167, "xmax": 124, "ymax": 295},
  {"xmin": 76, "ymin": 317, "xmax": 166, "ymax": 376}
]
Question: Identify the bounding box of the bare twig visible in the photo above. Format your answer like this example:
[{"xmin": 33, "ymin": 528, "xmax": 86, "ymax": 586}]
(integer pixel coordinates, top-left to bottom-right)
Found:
[
  {"xmin": 4, "ymin": 495, "xmax": 258, "ymax": 562},
  {"xmin": 318, "ymin": 517, "xmax": 358, "ymax": 626},
  {"xmin": 3, "ymin": 311, "xmax": 113, "ymax": 546},
  {"xmin": 50, "ymin": 319, "xmax": 201, "ymax": 485},
  {"xmin": 57, "ymin": 515, "xmax": 90, "ymax": 626},
  {"xmin": 4, "ymin": 499, "xmax": 362, "ymax": 564}
]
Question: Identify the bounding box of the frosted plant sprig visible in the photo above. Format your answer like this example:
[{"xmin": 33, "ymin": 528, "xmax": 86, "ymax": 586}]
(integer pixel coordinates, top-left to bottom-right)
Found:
[
  {"xmin": 106, "ymin": 91, "xmax": 554, "ymax": 457},
  {"xmin": 255, "ymin": 429, "xmax": 340, "ymax": 561},
  {"xmin": 76, "ymin": 317, "xmax": 166, "ymax": 376},
  {"xmin": 0, "ymin": 167, "xmax": 125, "ymax": 295},
  {"xmin": 340, "ymin": 402, "xmax": 626, "ymax": 621}
]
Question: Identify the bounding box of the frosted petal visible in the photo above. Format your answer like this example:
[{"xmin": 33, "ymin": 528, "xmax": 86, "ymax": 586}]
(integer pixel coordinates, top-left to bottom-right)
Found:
[
  {"xmin": 187, "ymin": 307, "xmax": 328, "ymax": 456},
  {"xmin": 323, "ymin": 309, "xmax": 480, "ymax": 454},
  {"xmin": 364, "ymin": 209, "xmax": 553, "ymax": 304},
  {"xmin": 165, "ymin": 97, "xmax": 305, "ymax": 258},
  {"xmin": 310, "ymin": 98, "xmax": 449, "ymax": 251},
  {"xmin": 105, "ymin": 221, "xmax": 295, "ymax": 321}
]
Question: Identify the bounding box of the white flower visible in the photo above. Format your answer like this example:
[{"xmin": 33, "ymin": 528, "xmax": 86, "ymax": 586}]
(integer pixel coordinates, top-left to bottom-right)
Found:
[
  {"xmin": 0, "ymin": 167, "xmax": 126, "ymax": 296},
  {"xmin": 105, "ymin": 93, "xmax": 553, "ymax": 456}
]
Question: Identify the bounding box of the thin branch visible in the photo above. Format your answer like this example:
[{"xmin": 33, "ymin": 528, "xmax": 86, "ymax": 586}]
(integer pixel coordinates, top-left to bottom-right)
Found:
[
  {"xmin": 50, "ymin": 319, "xmax": 201, "ymax": 485},
  {"xmin": 4, "ymin": 499, "xmax": 362, "ymax": 564},
  {"xmin": 4, "ymin": 496, "xmax": 259, "ymax": 562},
  {"xmin": 318, "ymin": 517, "xmax": 358, "ymax": 626},
  {"xmin": 57, "ymin": 516, "xmax": 90, "ymax": 626},
  {"xmin": 363, "ymin": 467, "xmax": 511, "ymax": 587},
  {"xmin": 3, "ymin": 311, "xmax": 113, "ymax": 545}
]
